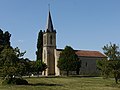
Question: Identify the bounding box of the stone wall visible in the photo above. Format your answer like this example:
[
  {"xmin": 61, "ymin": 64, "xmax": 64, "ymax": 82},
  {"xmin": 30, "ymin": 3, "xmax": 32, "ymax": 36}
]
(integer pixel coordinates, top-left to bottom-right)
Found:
[
  {"xmin": 54, "ymin": 49, "xmax": 61, "ymax": 76},
  {"xmin": 79, "ymin": 57, "xmax": 103, "ymax": 75}
]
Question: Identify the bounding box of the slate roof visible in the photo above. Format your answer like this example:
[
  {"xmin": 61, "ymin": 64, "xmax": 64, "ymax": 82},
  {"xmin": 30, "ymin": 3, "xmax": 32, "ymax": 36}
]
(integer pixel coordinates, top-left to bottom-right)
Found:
[
  {"xmin": 56, "ymin": 49, "xmax": 106, "ymax": 58},
  {"xmin": 46, "ymin": 11, "xmax": 54, "ymax": 32}
]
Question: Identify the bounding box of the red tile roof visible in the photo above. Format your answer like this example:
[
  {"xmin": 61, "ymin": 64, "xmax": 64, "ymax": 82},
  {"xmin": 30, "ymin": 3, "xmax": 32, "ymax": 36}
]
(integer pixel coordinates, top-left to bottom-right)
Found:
[
  {"xmin": 75, "ymin": 50, "xmax": 106, "ymax": 57},
  {"xmin": 56, "ymin": 49, "xmax": 106, "ymax": 58}
]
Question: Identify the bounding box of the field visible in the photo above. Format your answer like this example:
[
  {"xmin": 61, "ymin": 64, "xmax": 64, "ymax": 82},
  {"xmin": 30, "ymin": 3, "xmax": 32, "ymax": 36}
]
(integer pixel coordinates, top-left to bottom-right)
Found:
[{"xmin": 0, "ymin": 76, "xmax": 120, "ymax": 90}]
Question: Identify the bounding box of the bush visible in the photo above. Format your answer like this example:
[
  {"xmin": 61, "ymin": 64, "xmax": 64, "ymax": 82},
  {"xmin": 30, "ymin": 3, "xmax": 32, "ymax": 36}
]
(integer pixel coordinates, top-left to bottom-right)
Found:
[{"xmin": 2, "ymin": 78, "xmax": 28, "ymax": 85}]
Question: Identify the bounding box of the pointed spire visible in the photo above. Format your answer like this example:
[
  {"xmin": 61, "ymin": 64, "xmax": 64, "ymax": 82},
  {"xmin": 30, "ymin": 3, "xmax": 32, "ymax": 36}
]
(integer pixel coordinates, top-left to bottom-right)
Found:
[{"xmin": 46, "ymin": 10, "xmax": 54, "ymax": 32}]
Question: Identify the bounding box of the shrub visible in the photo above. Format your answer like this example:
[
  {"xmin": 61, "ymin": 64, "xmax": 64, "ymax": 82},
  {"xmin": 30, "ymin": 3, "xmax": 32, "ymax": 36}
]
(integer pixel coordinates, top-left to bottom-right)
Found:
[{"xmin": 2, "ymin": 78, "xmax": 28, "ymax": 85}]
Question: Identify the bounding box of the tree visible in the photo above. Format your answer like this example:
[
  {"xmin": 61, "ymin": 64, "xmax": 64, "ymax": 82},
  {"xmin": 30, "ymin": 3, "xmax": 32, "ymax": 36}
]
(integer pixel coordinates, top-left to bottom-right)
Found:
[
  {"xmin": 108, "ymin": 60, "xmax": 120, "ymax": 84},
  {"xmin": 57, "ymin": 46, "xmax": 81, "ymax": 76},
  {"xmin": 0, "ymin": 29, "xmax": 3, "ymax": 45},
  {"xmin": 0, "ymin": 47, "xmax": 29, "ymax": 85},
  {"xmin": 3, "ymin": 31, "xmax": 11, "ymax": 47},
  {"xmin": 0, "ymin": 29, "xmax": 11, "ymax": 53},
  {"xmin": 20, "ymin": 58, "xmax": 32, "ymax": 77},
  {"xmin": 21, "ymin": 60, "xmax": 47, "ymax": 77},
  {"xmin": 97, "ymin": 59, "xmax": 111, "ymax": 78},
  {"xmin": 16, "ymin": 58, "xmax": 29, "ymax": 77},
  {"xmin": 103, "ymin": 43, "xmax": 120, "ymax": 60},
  {"xmin": 0, "ymin": 29, "xmax": 4, "ymax": 53},
  {"xmin": 0, "ymin": 30, "xmax": 28, "ymax": 85},
  {"xmin": 97, "ymin": 43, "xmax": 120, "ymax": 84},
  {"xmin": 35, "ymin": 60, "xmax": 47, "ymax": 77},
  {"xmin": 36, "ymin": 30, "xmax": 43, "ymax": 61},
  {"xmin": 36, "ymin": 30, "xmax": 47, "ymax": 76},
  {"xmin": 76, "ymin": 59, "xmax": 81, "ymax": 75},
  {"xmin": 0, "ymin": 47, "xmax": 26, "ymax": 78},
  {"xmin": 0, "ymin": 47, "xmax": 18, "ymax": 79}
]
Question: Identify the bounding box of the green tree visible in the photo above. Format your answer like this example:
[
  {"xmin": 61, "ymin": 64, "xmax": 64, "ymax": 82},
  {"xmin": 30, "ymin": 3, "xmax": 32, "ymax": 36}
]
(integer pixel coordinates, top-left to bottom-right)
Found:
[
  {"xmin": 16, "ymin": 58, "xmax": 29, "ymax": 77},
  {"xmin": 36, "ymin": 30, "xmax": 43, "ymax": 61},
  {"xmin": 0, "ymin": 47, "xmax": 18, "ymax": 79},
  {"xmin": 3, "ymin": 31, "xmax": 11, "ymax": 47},
  {"xmin": 0, "ymin": 30, "xmax": 28, "ymax": 85},
  {"xmin": 97, "ymin": 43, "xmax": 120, "ymax": 84},
  {"xmin": 0, "ymin": 29, "xmax": 4, "ymax": 53},
  {"xmin": 20, "ymin": 60, "xmax": 36, "ymax": 77},
  {"xmin": 0, "ymin": 29, "xmax": 3, "ymax": 46},
  {"xmin": 0, "ymin": 30, "xmax": 11, "ymax": 53},
  {"xmin": 21, "ymin": 58, "xmax": 32, "ymax": 77},
  {"xmin": 35, "ymin": 60, "xmax": 47, "ymax": 77},
  {"xmin": 103, "ymin": 43, "xmax": 120, "ymax": 60},
  {"xmin": 0, "ymin": 47, "xmax": 26, "ymax": 78},
  {"xmin": 57, "ymin": 46, "xmax": 80, "ymax": 76},
  {"xmin": 97, "ymin": 59, "xmax": 111, "ymax": 78},
  {"xmin": 76, "ymin": 59, "xmax": 81, "ymax": 75},
  {"xmin": 108, "ymin": 60, "xmax": 120, "ymax": 84}
]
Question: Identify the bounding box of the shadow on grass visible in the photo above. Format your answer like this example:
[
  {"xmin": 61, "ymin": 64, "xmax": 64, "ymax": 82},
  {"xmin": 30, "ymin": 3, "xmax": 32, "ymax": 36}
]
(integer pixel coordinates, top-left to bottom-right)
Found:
[
  {"xmin": 106, "ymin": 83, "xmax": 120, "ymax": 88},
  {"xmin": 28, "ymin": 83, "xmax": 63, "ymax": 86},
  {"xmin": 69, "ymin": 75, "xmax": 99, "ymax": 78}
]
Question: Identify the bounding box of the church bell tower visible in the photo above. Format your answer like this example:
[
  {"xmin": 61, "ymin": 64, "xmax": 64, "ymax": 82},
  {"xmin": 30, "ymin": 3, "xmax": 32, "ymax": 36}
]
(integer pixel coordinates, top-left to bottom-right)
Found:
[{"xmin": 42, "ymin": 11, "xmax": 56, "ymax": 76}]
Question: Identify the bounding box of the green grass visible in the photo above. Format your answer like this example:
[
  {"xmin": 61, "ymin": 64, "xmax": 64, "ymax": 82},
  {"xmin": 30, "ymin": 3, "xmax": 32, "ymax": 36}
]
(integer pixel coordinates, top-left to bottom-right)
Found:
[{"xmin": 0, "ymin": 77, "xmax": 120, "ymax": 90}]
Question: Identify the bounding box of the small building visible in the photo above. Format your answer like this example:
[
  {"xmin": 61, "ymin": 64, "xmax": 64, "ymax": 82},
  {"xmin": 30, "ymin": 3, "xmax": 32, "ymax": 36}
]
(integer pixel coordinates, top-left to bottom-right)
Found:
[
  {"xmin": 55, "ymin": 49, "xmax": 106, "ymax": 76},
  {"xmin": 41, "ymin": 10, "xmax": 106, "ymax": 76}
]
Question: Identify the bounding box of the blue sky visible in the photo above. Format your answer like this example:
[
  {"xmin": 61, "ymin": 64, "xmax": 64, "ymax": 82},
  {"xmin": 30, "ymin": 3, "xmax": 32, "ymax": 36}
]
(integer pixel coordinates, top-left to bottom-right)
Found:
[{"xmin": 0, "ymin": 0, "xmax": 120, "ymax": 60}]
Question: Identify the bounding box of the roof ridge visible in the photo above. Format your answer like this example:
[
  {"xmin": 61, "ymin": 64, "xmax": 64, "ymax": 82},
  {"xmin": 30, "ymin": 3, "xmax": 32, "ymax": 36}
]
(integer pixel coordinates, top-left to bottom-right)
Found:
[
  {"xmin": 75, "ymin": 50, "xmax": 100, "ymax": 52},
  {"xmin": 57, "ymin": 49, "xmax": 101, "ymax": 52}
]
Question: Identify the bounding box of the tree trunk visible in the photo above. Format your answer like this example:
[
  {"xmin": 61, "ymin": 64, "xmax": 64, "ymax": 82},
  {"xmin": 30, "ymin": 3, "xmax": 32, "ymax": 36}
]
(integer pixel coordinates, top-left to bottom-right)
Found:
[
  {"xmin": 76, "ymin": 68, "xmax": 80, "ymax": 75},
  {"xmin": 67, "ymin": 71, "xmax": 69, "ymax": 76},
  {"xmin": 115, "ymin": 77, "xmax": 118, "ymax": 84},
  {"xmin": 114, "ymin": 74, "xmax": 118, "ymax": 84},
  {"xmin": 37, "ymin": 71, "xmax": 39, "ymax": 77}
]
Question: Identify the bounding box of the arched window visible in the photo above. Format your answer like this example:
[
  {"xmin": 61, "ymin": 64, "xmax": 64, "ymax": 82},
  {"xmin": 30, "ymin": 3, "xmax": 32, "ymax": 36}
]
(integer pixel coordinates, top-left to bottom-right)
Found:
[{"xmin": 50, "ymin": 35, "xmax": 52, "ymax": 44}]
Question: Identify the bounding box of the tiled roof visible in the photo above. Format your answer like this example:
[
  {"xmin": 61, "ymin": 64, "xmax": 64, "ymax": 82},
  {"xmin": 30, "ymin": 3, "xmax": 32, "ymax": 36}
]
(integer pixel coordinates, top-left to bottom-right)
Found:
[
  {"xmin": 56, "ymin": 49, "xmax": 106, "ymax": 58},
  {"xmin": 75, "ymin": 50, "xmax": 106, "ymax": 57}
]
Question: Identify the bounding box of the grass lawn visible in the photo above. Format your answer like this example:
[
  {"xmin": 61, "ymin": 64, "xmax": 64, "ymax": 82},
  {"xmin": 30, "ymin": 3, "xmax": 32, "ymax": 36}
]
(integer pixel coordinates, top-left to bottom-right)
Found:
[{"xmin": 0, "ymin": 77, "xmax": 120, "ymax": 90}]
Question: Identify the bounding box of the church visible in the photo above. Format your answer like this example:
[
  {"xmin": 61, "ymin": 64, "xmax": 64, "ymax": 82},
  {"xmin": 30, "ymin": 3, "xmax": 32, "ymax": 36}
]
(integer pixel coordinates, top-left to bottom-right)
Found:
[{"xmin": 41, "ymin": 11, "xmax": 106, "ymax": 76}]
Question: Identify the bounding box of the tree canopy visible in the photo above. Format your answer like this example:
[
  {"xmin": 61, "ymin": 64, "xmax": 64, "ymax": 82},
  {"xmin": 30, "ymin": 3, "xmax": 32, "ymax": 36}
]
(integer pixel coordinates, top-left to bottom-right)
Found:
[
  {"xmin": 0, "ymin": 29, "xmax": 11, "ymax": 47},
  {"xmin": 36, "ymin": 30, "xmax": 43, "ymax": 61},
  {"xmin": 35, "ymin": 60, "xmax": 47, "ymax": 76},
  {"xmin": 57, "ymin": 46, "xmax": 81, "ymax": 76},
  {"xmin": 103, "ymin": 43, "xmax": 120, "ymax": 60},
  {"xmin": 0, "ymin": 47, "xmax": 27, "ymax": 79},
  {"xmin": 0, "ymin": 29, "xmax": 11, "ymax": 53},
  {"xmin": 97, "ymin": 43, "xmax": 120, "ymax": 84},
  {"xmin": 0, "ymin": 29, "xmax": 29, "ymax": 84}
]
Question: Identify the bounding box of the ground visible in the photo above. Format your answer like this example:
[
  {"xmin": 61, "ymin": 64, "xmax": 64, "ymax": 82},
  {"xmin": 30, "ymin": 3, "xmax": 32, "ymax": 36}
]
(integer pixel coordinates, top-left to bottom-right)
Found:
[{"xmin": 0, "ymin": 77, "xmax": 120, "ymax": 90}]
